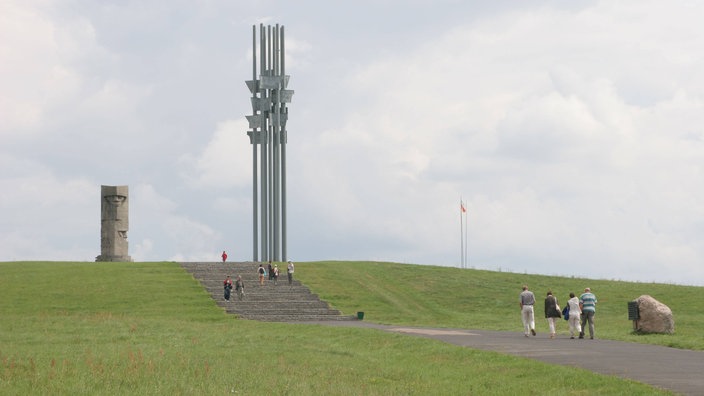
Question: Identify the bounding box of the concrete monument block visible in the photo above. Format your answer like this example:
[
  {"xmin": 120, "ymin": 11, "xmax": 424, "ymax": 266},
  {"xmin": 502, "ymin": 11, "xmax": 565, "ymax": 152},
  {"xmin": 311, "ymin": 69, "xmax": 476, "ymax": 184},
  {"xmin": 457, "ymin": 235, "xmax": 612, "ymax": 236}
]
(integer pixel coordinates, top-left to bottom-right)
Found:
[{"xmin": 96, "ymin": 185, "xmax": 132, "ymax": 262}]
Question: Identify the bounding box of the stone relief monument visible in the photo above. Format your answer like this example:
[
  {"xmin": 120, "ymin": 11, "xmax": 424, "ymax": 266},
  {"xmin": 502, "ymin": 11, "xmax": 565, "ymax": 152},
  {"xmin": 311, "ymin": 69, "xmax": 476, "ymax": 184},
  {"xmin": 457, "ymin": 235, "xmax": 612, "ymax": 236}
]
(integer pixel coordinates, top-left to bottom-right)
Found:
[{"xmin": 96, "ymin": 185, "xmax": 132, "ymax": 262}]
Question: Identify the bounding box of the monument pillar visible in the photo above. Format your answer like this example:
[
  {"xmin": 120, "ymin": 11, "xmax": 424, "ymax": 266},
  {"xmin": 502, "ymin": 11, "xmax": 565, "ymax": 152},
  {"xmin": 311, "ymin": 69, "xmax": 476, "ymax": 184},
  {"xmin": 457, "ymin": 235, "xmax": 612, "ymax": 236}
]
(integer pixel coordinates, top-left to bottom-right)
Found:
[
  {"xmin": 246, "ymin": 23, "xmax": 293, "ymax": 262},
  {"xmin": 96, "ymin": 185, "xmax": 132, "ymax": 262}
]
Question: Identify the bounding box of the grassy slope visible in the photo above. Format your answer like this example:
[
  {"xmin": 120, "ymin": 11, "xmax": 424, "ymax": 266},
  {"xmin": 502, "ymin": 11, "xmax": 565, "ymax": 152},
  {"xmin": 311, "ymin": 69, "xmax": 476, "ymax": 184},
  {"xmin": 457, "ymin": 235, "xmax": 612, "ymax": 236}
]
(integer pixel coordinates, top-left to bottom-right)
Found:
[
  {"xmin": 296, "ymin": 261, "xmax": 704, "ymax": 350},
  {"xmin": 0, "ymin": 261, "xmax": 680, "ymax": 395}
]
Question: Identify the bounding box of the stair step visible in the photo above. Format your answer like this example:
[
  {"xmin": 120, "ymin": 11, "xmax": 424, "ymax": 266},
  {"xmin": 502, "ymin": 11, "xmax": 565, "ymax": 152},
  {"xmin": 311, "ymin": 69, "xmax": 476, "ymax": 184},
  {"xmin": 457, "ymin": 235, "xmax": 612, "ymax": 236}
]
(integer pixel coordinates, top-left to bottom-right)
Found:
[
  {"xmin": 180, "ymin": 262, "xmax": 358, "ymax": 322},
  {"xmin": 234, "ymin": 314, "xmax": 358, "ymax": 322}
]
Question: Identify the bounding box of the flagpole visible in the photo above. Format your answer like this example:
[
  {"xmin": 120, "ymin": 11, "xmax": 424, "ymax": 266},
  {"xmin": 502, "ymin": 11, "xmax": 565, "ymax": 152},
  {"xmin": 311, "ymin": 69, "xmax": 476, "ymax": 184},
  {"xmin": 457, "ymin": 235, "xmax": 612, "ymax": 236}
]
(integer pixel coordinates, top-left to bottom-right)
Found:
[
  {"xmin": 464, "ymin": 203, "xmax": 468, "ymax": 268},
  {"xmin": 460, "ymin": 198, "xmax": 465, "ymax": 268}
]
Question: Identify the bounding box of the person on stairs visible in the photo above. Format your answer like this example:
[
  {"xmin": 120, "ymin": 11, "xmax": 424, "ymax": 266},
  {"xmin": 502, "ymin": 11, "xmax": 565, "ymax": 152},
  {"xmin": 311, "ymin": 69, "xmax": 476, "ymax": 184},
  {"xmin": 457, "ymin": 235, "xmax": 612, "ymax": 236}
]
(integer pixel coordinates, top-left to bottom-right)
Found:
[
  {"xmin": 287, "ymin": 260, "xmax": 295, "ymax": 286},
  {"xmin": 235, "ymin": 275, "xmax": 245, "ymax": 300},
  {"xmin": 223, "ymin": 275, "xmax": 233, "ymax": 301},
  {"xmin": 258, "ymin": 264, "xmax": 266, "ymax": 286},
  {"xmin": 273, "ymin": 265, "xmax": 279, "ymax": 285}
]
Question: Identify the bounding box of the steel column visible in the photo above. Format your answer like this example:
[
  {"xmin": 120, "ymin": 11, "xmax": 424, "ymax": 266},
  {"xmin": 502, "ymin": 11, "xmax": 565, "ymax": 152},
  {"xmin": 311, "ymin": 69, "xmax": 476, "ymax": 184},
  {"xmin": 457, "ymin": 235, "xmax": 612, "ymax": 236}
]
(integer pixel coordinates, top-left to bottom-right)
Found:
[{"xmin": 245, "ymin": 23, "xmax": 293, "ymax": 263}]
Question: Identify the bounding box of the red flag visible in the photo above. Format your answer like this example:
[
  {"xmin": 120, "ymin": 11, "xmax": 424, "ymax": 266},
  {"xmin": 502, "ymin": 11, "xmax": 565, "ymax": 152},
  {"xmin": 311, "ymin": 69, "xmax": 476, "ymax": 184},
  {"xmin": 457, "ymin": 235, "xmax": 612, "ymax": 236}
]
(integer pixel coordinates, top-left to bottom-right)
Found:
[{"xmin": 460, "ymin": 201, "xmax": 466, "ymax": 213}]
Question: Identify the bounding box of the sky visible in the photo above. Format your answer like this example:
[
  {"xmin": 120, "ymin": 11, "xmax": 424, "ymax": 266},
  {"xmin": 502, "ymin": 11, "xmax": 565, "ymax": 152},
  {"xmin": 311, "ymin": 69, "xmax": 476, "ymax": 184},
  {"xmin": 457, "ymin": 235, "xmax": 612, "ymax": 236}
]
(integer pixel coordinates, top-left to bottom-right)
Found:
[{"xmin": 2, "ymin": 0, "xmax": 703, "ymax": 286}]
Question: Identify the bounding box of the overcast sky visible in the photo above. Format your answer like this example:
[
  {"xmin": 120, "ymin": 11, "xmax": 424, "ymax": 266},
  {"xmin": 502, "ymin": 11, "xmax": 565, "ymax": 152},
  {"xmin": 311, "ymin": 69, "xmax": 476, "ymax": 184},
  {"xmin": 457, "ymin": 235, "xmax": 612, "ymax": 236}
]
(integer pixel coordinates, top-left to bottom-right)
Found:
[{"xmin": 2, "ymin": 0, "xmax": 703, "ymax": 286}]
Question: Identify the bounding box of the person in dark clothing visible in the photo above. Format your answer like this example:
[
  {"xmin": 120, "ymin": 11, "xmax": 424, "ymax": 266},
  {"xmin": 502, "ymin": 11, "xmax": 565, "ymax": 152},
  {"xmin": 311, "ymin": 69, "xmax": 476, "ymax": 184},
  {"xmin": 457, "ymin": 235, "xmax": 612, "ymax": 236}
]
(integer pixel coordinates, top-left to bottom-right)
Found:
[
  {"xmin": 544, "ymin": 290, "xmax": 562, "ymax": 339},
  {"xmin": 223, "ymin": 275, "xmax": 233, "ymax": 301}
]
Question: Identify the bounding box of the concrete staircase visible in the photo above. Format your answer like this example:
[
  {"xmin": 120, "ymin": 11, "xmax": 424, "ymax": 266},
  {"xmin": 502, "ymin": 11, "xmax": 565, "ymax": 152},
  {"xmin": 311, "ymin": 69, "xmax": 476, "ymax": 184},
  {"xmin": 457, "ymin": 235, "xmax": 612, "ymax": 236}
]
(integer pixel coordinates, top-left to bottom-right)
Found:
[{"xmin": 180, "ymin": 262, "xmax": 357, "ymax": 322}]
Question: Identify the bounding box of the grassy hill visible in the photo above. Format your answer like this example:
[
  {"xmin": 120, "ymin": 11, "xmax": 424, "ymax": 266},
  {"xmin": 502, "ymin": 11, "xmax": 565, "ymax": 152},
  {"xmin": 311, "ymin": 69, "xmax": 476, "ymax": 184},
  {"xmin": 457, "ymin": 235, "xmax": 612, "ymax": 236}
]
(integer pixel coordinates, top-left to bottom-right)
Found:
[
  {"xmin": 296, "ymin": 261, "xmax": 704, "ymax": 350},
  {"xmin": 0, "ymin": 260, "xmax": 690, "ymax": 395}
]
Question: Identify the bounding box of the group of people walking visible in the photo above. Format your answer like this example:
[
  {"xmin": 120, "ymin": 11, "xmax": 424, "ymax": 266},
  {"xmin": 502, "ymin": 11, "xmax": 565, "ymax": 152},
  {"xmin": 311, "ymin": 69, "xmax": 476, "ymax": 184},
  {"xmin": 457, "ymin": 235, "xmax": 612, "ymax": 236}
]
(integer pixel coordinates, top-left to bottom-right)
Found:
[
  {"xmin": 259, "ymin": 261, "xmax": 295, "ymax": 286},
  {"xmin": 223, "ymin": 260, "xmax": 296, "ymax": 302},
  {"xmin": 519, "ymin": 285, "xmax": 597, "ymax": 339}
]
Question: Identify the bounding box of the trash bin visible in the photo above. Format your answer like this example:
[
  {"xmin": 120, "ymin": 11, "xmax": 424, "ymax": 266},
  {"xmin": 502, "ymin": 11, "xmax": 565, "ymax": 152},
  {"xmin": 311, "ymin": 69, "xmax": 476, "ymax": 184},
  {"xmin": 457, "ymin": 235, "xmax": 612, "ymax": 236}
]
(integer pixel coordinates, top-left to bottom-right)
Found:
[{"xmin": 357, "ymin": 311, "xmax": 365, "ymax": 320}]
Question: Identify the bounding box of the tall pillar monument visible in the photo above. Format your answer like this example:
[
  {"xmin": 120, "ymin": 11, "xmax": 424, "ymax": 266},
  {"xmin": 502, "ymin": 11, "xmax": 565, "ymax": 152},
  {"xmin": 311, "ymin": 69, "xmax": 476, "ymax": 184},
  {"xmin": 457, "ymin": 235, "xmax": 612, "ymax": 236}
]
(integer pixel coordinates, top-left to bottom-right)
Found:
[
  {"xmin": 245, "ymin": 24, "xmax": 294, "ymax": 262},
  {"xmin": 96, "ymin": 185, "xmax": 132, "ymax": 262}
]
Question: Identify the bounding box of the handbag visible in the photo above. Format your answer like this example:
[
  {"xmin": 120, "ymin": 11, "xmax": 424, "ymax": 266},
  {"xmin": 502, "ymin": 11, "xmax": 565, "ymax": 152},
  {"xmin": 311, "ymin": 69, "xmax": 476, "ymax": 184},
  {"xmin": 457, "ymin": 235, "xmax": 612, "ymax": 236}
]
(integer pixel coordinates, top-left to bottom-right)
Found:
[{"xmin": 562, "ymin": 306, "xmax": 570, "ymax": 321}]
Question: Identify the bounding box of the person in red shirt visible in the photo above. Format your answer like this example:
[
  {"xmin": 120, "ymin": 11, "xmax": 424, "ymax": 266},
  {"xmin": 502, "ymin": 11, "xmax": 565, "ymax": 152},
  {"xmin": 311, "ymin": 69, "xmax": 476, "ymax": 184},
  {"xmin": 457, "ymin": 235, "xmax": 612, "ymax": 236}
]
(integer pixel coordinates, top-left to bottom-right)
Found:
[{"xmin": 221, "ymin": 250, "xmax": 228, "ymax": 262}]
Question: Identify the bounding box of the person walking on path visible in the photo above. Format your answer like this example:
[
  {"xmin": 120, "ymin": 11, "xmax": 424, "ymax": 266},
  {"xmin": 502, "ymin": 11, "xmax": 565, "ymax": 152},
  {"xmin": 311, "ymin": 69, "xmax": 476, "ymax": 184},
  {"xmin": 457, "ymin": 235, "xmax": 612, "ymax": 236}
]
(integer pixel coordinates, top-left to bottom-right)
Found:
[
  {"xmin": 579, "ymin": 287, "xmax": 598, "ymax": 339},
  {"xmin": 258, "ymin": 264, "xmax": 266, "ymax": 286},
  {"xmin": 267, "ymin": 261, "xmax": 274, "ymax": 281},
  {"xmin": 567, "ymin": 292, "xmax": 582, "ymax": 339},
  {"xmin": 234, "ymin": 275, "xmax": 245, "ymax": 301},
  {"xmin": 223, "ymin": 275, "xmax": 233, "ymax": 301},
  {"xmin": 544, "ymin": 291, "xmax": 562, "ymax": 339},
  {"xmin": 287, "ymin": 260, "xmax": 295, "ymax": 286},
  {"xmin": 221, "ymin": 250, "xmax": 228, "ymax": 262},
  {"xmin": 272, "ymin": 265, "xmax": 279, "ymax": 285},
  {"xmin": 519, "ymin": 285, "xmax": 537, "ymax": 337}
]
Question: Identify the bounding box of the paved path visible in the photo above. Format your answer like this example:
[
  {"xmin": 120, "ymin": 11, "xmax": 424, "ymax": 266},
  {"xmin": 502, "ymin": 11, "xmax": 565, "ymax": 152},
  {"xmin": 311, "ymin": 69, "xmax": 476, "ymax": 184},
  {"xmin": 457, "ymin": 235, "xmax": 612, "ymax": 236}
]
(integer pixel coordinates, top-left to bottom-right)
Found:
[{"xmin": 298, "ymin": 321, "xmax": 704, "ymax": 395}]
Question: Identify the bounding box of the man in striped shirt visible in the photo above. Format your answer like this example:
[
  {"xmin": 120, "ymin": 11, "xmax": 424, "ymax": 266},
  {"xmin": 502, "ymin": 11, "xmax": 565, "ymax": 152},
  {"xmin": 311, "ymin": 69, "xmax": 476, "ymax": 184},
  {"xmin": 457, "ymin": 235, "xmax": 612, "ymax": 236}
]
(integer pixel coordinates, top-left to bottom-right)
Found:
[{"xmin": 579, "ymin": 287, "xmax": 598, "ymax": 339}]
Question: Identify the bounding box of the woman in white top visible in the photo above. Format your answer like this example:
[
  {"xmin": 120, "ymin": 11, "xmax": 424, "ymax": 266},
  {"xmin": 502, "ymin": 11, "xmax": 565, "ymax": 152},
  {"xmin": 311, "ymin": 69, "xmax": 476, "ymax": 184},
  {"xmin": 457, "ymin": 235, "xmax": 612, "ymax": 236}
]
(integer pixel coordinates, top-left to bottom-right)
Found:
[{"xmin": 567, "ymin": 292, "xmax": 582, "ymax": 339}]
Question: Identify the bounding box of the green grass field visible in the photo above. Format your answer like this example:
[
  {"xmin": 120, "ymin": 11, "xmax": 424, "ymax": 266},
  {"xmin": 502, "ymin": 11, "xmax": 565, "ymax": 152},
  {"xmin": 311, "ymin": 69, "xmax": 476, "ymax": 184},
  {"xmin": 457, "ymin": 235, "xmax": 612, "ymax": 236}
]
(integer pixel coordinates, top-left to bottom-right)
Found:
[
  {"xmin": 297, "ymin": 261, "xmax": 704, "ymax": 350},
  {"xmin": 1, "ymin": 260, "xmax": 693, "ymax": 395}
]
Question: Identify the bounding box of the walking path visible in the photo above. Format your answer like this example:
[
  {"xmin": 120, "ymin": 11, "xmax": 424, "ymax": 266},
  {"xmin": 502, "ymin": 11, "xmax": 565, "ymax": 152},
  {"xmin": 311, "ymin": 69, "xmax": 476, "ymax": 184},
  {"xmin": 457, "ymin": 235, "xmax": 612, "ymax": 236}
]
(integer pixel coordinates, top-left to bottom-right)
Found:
[{"xmin": 298, "ymin": 320, "xmax": 704, "ymax": 395}]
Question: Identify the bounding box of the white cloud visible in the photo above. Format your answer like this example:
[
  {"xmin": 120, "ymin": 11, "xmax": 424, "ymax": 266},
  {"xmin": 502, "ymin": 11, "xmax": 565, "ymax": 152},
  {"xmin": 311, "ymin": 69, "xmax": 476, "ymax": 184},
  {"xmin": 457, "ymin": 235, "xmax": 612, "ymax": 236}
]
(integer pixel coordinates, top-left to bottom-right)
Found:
[
  {"xmin": 1, "ymin": 0, "xmax": 704, "ymax": 285},
  {"xmin": 130, "ymin": 183, "xmax": 224, "ymax": 262},
  {"xmin": 0, "ymin": 155, "xmax": 96, "ymax": 260},
  {"xmin": 287, "ymin": 1, "xmax": 704, "ymax": 284},
  {"xmin": 0, "ymin": 2, "xmax": 60, "ymax": 134},
  {"xmin": 179, "ymin": 119, "xmax": 252, "ymax": 189},
  {"xmin": 0, "ymin": 1, "xmax": 118, "ymax": 138}
]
